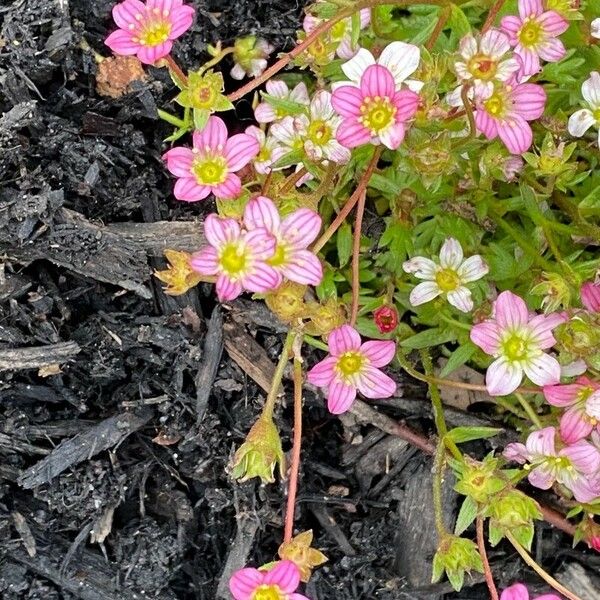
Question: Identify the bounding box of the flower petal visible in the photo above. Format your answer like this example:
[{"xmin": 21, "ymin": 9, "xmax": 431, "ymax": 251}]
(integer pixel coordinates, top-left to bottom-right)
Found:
[
  {"xmin": 105, "ymin": 29, "xmax": 140, "ymax": 55},
  {"xmin": 515, "ymin": 45, "xmax": 540, "ymax": 77},
  {"xmin": 281, "ymin": 208, "xmax": 322, "ymax": 248},
  {"xmin": 559, "ymin": 406, "xmax": 593, "ymax": 444},
  {"xmin": 581, "ymin": 281, "xmax": 600, "ymax": 312},
  {"xmin": 361, "ymin": 340, "xmax": 396, "ymax": 368},
  {"xmin": 204, "ymin": 214, "xmax": 240, "ymax": 248},
  {"xmin": 522, "ymin": 353, "xmax": 561, "ymax": 387},
  {"xmin": 377, "ymin": 41, "xmax": 420, "ymax": 87},
  {"xmin": 327, "ymin": 325, "xmax": 362, "ymax": 355},
  {"xmin": 216, "ymin": 274, "xmax": 243, "ymax": 301},
  {"xmin": 241, "ymin": 262, "xmax": 280, "ymax": 293},
  {"xmin": 480, "ymin": 28, "xmax": 511, "ymax": 59},
  {"xmin": 214, "ymin": 173, "xmax": 241, "ymax": 200},
  {"xmin": 470, "ymin": 321, "xmax": 502, "ymax": 354},
  {"xmin": 402, "ymin": 257, "xmax": 437, "ymax": 279},
  {"xmin": 307, "ymin": 356, "xmax": 337, "ymax": 387},
  {"xmin": 263, "ymin": 560, "xmax": 300, "ymax": 593},
  {"xmin": 538, "ymin": 10, "xmax": 569, "ymax": 36},
  {"xmin": 499, "ymin": 583, "xmax": 530, "ymax": 600},
  {"xmin": 173, "ymin": 177, "xmax": 210, "ymax": 202},
  {"xmin": 224, "ymin": 133, "xmax": 260, "ymax": 171},
  {"xmin": 281, "ymin": 250, "xmax": 323, "ymax": 286},
  {"xmin": 511, "ymin": 83, "xmax": 546, "ymax": 120},
  {"xmin": 229, "ymin": 568, "xmax": 264, "ymax": 600},
  {"xmin": 542, "ymin": 382, "xmax": 580, "ymax": 407},
  {"xmin": 519, "ymin": 0, "xmax": 543, "ymax": 19},
  {"xmin": 409, "ymin": 281, "xmax": 441, "ymax": 306},
  {"xmin": 485, "ymin": 357, "xmax": 523, "ymax": 396},
  {"xmin": 341, "ymin": 48, "xmax": 376, "ymax": 83},
  {"xmin": 457, "ymin": 255, "xmax": 488, "ymax": 282},
  {"xmin": 336, "ymin": 119, "xmax": 372, "ymax": 148},
  {"xmin": 168, "ymin": 5, "xmax": 195, "ymax": 38},
  {"xmin": 497, "ymin": 114, "xmax": 533, "ymax": 154},
  {"xmin": 327, "ymin": 379, "xmax": 357, "ymax": 414},
  {"xmin": 193, "ymin": 116, "xmax": 228, "ymax": 151},
  {"xmin": 561, "ymin": 440, "xmax": 600, "ymax": 474},
  {"xmin": 356, "ymin": 366, "xmax": 397, "ymax": 399},
  {"xmin": 378, "ymin": 122, "xmax": 405, "ymax": 149},
  {"xmin": 331, "ymin": 85, "xmax": 364, "ymax": 118},
  {"xmin": 526, "ymin": 426, "xmax": 556, "ymax": 457},
  {"xmin": 190, "ymin": 246, "xmax": 218, "ymax": 275},
  {"xmin": 527, "ymin": 312, "xmax": 565, "ymax": 349},
  {"xmin": 582, "ymin": 72, "xmax": 600, "ymax": 108},
  {"xmin": 439, "ymin": 237, "xmax": 463, "ymax": 269},
  {"xmin": 568, "ymin": 109, "xmax": 596, "ymax": 137},
  {"xmin": 537, "ymin": 38, "xmax": 566, "ymax": 63},
  {"xmin": 163, "ymin": 146, "xmax": 194, "ymax": 177},
  {"xmin": 112, "ymin": 0, "xmax": 146, "ymax": 30},
  {"xmin": 528, "ymin": 463, "xmax": 555, "ymax": 490},
  {"xmin": 360, "ymin": 64, "xmax": 395, "ymax": 99},
  {"xmin": 137, "ymin": 40, "xmax": 172, "ymax": 64},
  {"xmin": 447, "ymin": 287, "xmax": 474, "ymax": 313},
  {"xmin": 244, "ymin": 196, "xmax": 281, "ymax": 234},
  {"xmin": 243, "ymin": 228, "xmax": 277, "ymax": 260},
  {"xmin": 493, "ymin": 291, "xmax": 529, "ymax": 330}
]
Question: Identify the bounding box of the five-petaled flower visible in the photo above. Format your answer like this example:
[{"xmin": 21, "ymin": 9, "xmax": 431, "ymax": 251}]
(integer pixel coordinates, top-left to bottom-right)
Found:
[
  {"xmin": 403, "ymin": 238, "xmax": 488, "ymax": 313},
  {"xmin": 229, "ymin": 560, "xmax": 310, "ymax": 600},
  {"xmin": 163, "ymin": 116, "xmax": 259, "ymax": 202},
  {"xmin": 503, "ymin": 426, "xmax": 600, "ymax": 503},
  {"xmin": 231, "ymin": 36, "xmax": 274, "ymax": 80},
  {"xmin": 500, "ymin": 0, "xmax": 569, "ymax": 76},
  {"xmin": 500, "ymin": 582, "xmax": 561, "ymax": 600},
  {"xmin": 307, "ymin": 324, "xmax": 396, "ymax": 414},
  {"xmin": 243, "ymin": 196, "xmax": 323, "ymax": 287},
  {"xmin": 105, "ymin": 0, "xmax": 195, "ymax": 65},
  {"xmin": 190, "ymin": 214, "xmax": 279, "ymax": 301},
  {"xmin": 543, "ymin": 377, "xmax": 600, "ymax": 443},
  {"xmin": 254, "ymin": 80, "xmax": 310, "ymax": 124},
  {"xmin": 245, "ymin": 126, "xmax": 286, "ymax": 175},
  {"xmin": 331, "ymin": 42, "xmax": 421, "ymax": 149},
  {"xmin": 581, "ymin": 280, "xmax": 600, "ymax": 312},
  {"xmin": 568, "ymin": 72, "xmax": 600, "ymax": 146},
  {"xmin": 470, "ymin": 291, "xmax": 565, "ymax": 395}
]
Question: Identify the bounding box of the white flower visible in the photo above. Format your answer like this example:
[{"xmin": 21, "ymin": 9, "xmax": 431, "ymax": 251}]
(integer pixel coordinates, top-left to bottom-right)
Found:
[
  {"xmin": 591, "ymin": 18, "xmax": 600, "ymax": 39},
  {"xmin": 269, "ymin": 117, "xmax": 313, "ymax": 187},
  {"xmin": 568, "ymin": 71, "xmax": 600, "ymax": 145},
  {"xmin": 245, "ymin": 126, "xmax": 285, "ymax": 175},
  {"xmin": 254, "ymin": 80, "xmax": 310, "ymax": 124},
  {"xmin": 231, "ymin": 38, "xmax": 274, "ymax": 80},
  {"xmin": 403, "ymin": 238, "xmax": 489, "ymax": 312}
]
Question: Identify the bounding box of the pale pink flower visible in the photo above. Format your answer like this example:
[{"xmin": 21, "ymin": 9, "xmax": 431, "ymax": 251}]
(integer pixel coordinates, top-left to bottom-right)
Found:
[
  {"xmin": 254, "ymin": 80, "xmax": 310, "ymax": 123},
  {"xmin": 244, "ymin": 126, "xmax": 285, "ymax": 175},
  {"xmin": 190, "ymin": 214, "xmax": 279, "ymax": 301},
  {"xmin": 568, "ymin": 72, "xmax": 600, "ymax": 146},
  {"xmin": 294, "ymin": 91, "xmax": 351, "ymax": 164},
  {"xmin": 474, "ymin": 80, "xmax": 546, "ymax": 154},
  {"xmin": 581, "ymin": 281, "xmax": 600, "ymax": 312},
  {"xmin": 470, "ymin": 291, "xmax": 565, "ymax": 395},
  {"xmin": 231, "ymin": 38, "xmax": 274, "ymax": 80},
  {"xmin": 592, "ymin": 18, "xmax": 600, "ymax": 40},
  {"xmin": 243, "ymin": 196, "xmax": 323, "ymax": 286},
  {"xmin": 402, "ymin": 238, "xmax": 488, "ymax": 313},
  {"xmin": 501, "ymin": 582, "xmax": 561, "ymax": 600},
  {"xmin": 307, "ymin": 325, "xmax": 396, "ymax": 414},
  {"xmin": 504, "ymin": 426, "xmax": 600, "ymax": 503},
  {"xmin": 229, "ymin": 560, "xmax": 310, "ymax": 600},
  {"xmin": 500, "ymin": 0, "xmax": 568, "ymax": 76},
  {"xmin": 543, "ymin": 377, "xmax": 600, "ymax": 443},
  {"xmin": 105, "ymin": 0, "xmax": 195, "ymax": 65},
  {"xmin": 331, "ymin": 42, "xmax": 421, "ymax": 149},
  {"xmin": 163, "ymin": 116, "xmax": 259, "ymax": 202}
]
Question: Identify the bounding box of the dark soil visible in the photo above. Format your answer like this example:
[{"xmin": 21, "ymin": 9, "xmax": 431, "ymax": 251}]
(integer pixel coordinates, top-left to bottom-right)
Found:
[{"xmin": 1, "ymin": 1, "xmax": 598, "ymax": 599}]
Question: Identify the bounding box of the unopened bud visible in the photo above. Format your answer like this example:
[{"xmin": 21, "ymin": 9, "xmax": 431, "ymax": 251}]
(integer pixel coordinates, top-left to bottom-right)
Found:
[
  {"xmin": 432, "ymin": 535, "xmax": 483, "ymax": 592},
  {"xmin": 265, "ymin": 282, "xmax": 308, "ymax": 324},
  {"xmin": 373, "ymin": 305, "xmax": 399, "ymax": 334}
]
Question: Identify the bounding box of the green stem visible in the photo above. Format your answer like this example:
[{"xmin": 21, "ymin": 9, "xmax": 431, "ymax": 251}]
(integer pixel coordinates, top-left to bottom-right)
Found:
[
  {"xmin": 514, "ymin": 392, "xmax": 543, "ymax": 429},
  {"xmin": 263, "ymin": 331, "xmax": 295, "ymax": 419},
  {"xmin": 303, "ymin": 334, "xmax": 329, "ymax": 351},
  {"xmin": 198, "ymin": 47, "xmax": 235, "ymax": 75},
  {"xmin": 438, "ymin": 313, "xmax": 472, "ymax": 332},
  {"xmin": 157, "ymin": 109, "xmax": 186, "ymax": 128},
  {"xmin": 433, "ymin": 438, "xmax": 448, "ymax": 537}
]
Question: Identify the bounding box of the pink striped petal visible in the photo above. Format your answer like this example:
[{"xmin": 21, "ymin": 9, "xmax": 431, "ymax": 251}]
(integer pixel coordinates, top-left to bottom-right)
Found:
[
  {"xmin": 500, "ymin": 16, "xmax": 522, "ymax": 42},
  {"xmin": 470, "ymin": 321, "xmax": 502, "ymax": 354},
  {"xmin": 538, "ymin": 10, "xmax": 568, "ymax": 35},
  {"xmin": 499, "ymin": 583, "xmax": 530, "ymax": 600},
  {"xmin": 402, "ymin": 257, "xmax": 437, "ymax": 279},
  {"xmin": 361, "ymin": 340, "xmax": 396, "ymax": 368},
  {"xmin": 214, "ymin": 174, "xmax": 241, "ymax": 200},
  {"xmin": 216, "ymin": 274, "xmax": 243, "ymax": 301},
  {"xmin": 193, "ymin": 116, "xmax": 228, "ymax": 151},
  {"xmin": 526, "ymin": 426, "xmax": 556, "ymax": 457},
  {"xmin": 328, "ymin": 325, "xmax": 362, "ymax": 355},
  {"xmin": 280, "ymin": 250, "xmax": 323, "ymax": 285},
  {"xmin": 439, "ymin": 237, "xmax": 463, "ymax": 269},
  {"xmin": 559, "ymin": 406, "xmax": 592, "ymax": 443},
  {"xmin": 392, "ymin": 90, "xmax": 420, "ymax": 121},
  {"xmin": 105, "ymin": 30, "xmax": 140, "ymax": 55},
  {"xmin": 243, "ymin": 228, "xmax": 277, "ymax": 260},
  {"xmin": 332, "ymin": 85, "xmax": 364, "ymax": 118},
  {"xmin": 519, "ymin": 0, "xmax": 543, "ymax": 19},
  {"xmin": 224, "ymin": 133, "xmax": 260, "ymax": 171},
  {"xmin": 112, "ymin": 0, "xmax": 146, "ymax": 30},
  {"xmin": 480, "ymin": 29, "xmax": 511, "ymax": 58},
  {"xmin": 457, "ymin": 255, "xmax": 488, "ymax": 282},
  {"xmin": 229, "ymin": 568, "xmax": 264, "ymax": 600},
  {"xmin": 528, "ymin": 312, "xmax": 565, "ymax": 349},
  {"xmin": 378, "ymin": 122, "xmax": 405, "ymax": 149},
  {"xmin": 263, "ymin": 561, "xmax": 300, "ymax": 593},
  {"xmin": 486, "ymin": 358, "xmax": 523, "ymax": 396},
  {"xmin": 281, "ymin": 208, "xmax": 321, "ymax": 249},
  {"xmin": 523, "ymin": 353, "xmax": 561, "ymax": 387},
  {"xmin": 511, "ymin": 84, "xmax": 546, "ymax": 120},
  {"xmin": 168, "ymin": 5, "xmax": 195, "ymax": 38},
  {"xmin": 503, "ymin": 442, "xmax": 528, "ymax": 464},
  {"xmin": 494, "ymin": 291, "xmax": 529, "ymax": 330},
  {"xmin": 561, "ymin": 440, "xmax": 600, "ymax": 474},
  {"xmin": 204, "ymin": 214, "xmax": 240, "ymax": 247},
  {"xmin": 528, "ymin": 463, "xmax": 555, "ymax": 490},
  {"xmin": 563, "ymin": 472, "xmax": 600, "ymax": 503},
  {"xmin": 447, "ymin": 287, "xmax": 474, "ymax": 313},
  {"xmin": 244, "ymin": 196, "xmax": 281, "ymax": 234},
  {"xmin": 581, "ymin": 282, "xmax": 600, "ymax": 312},
  {"xmin": 336, "ymin": 119, "xmax": 371, "ymax": 148},
  {"xmin": 307, "ymin": 356, "xmax": 337, "ymax": 387},
  {"xmin": 327, "ymin": 379, "xmax": 357, "ymax": 414},
  {"xmin": 254, "ymin": 103, "xmax": 277, "ymax": 123},
  {"xmin": 475, "ymin": 110, "xmax": 499, "ymax": 139},
  {"xmin": 543, "ymin": 383, "xmax": 580, "ymax": 407},
  {"xmin": 537, "ymin": 38, "xmax": 566, "ymax": 63},
  {"xmin": 173, "ymin": 177, "xmax": 210, "ymax": 202},
  {"xmin": 360, "ymin": 64, "xmax": 395, "ymax": 99},
  {"xmin": 515, "ymin": 45, "xmax": 540, "ymax": 76},
  {"xmin": 497, "ymin": 115, "xmax": 532, "ymax": 154},
  {"xmin": 409, "ymin": 281, "xmax": 441, "ymax": 306},
  {"xmin": 137, "ymin": 41, "xmax": 172, "ymax": 64},
  {"xmin": 586, "ymin": 391, "xmax": 600, "ymax": 419},
  {"xmin": 356, "ymin": 366, "xmax": 396, "ymax": 399},
  {"xmin": 163, "ymin": 146, "xmax": 194, "ymax": 177},
  {"xmin": 190, "ymin": 246, "xmax": 218, "ymax": 275},
  {"xmin": 242, "ymin": 262, "xmax": 280, "ymax": 293}
]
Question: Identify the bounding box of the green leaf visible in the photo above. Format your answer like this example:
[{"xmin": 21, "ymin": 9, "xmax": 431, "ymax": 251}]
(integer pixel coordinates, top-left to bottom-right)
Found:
[
  {"xmin": 446, "ymin": 568, "xmax": 465, "ymax": 592},
  {"xmin": 351, "ymin": 10, "xmax": 361, "ymax": 48},
  {"xmin": 440, "ymin": 342, "xmax": 477, "ymax": 377},
  {"xmin": 454, "ymin": 496, "xmax": 478, "ymax": 536},
  {"xmin": 488, "ymin": 523, "xmax": 504, "ymax": 547},
  {"xmin": 193, "ymin": 107, "xmax": 209, "ymax": 130},
  {"xmin": 271, "ymin": 149, "xmax": 304, "ymax": 169},
  {"xmin": 446, "ymin": 426, "xmax": 503, "ymax": 445},
  {"xmin": 260, "ymin": 92, "xmax": 307, "ymax": 116},
  {"xmin": 400, "ymin": 327, "xmax": 455, "ymax": 349},
  {"xmin": 448, "ymin": 4, "xmax": 471, "ymax": 39},
  {"xmin": 337, "ymin": 222, "xmax": 352, "ymax": 267},
  {"xmin": 512, "ymin": 523, "xmax": 535, "ymax": 552}
]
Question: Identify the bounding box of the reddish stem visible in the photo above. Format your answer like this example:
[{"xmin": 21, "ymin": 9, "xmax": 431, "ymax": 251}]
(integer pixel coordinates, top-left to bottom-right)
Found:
[
  {"xmin": 164, "ymin": 55, "xmax": 188, "ymax": 87},
  {"xmin": 425, "ymin": 5, "xmax": 451, "ymax": 51},
  {"xmin": 477, "ymin": 515, "xmax": 499, "ymax": 600},
  {"xmin": 482, "ymin": 0, "xmax": 506, "ymax": 33},
  {"xmin": 350, "ymin": 189, "xmax": 367, "ymax": 326}
]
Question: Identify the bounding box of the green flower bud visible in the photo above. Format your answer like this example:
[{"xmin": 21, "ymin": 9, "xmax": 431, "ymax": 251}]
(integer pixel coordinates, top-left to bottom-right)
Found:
[
  {"xmin": 555, "ymin": 314, "xmax": 600, "ymax": 358},
  {"xmin": 432, "ymin": 535, "xmax": 483, "ymax": 592},
  {"xmin": 454, "ymin": 457, "xmax": 506, "ymax": 504},
  {"xmin": 265, "ymin": 282, "xmax": 308, "ymax": 324},
  {"xmin": 530, "ymin": 272, "xmax": 572, "ymax": 312}
]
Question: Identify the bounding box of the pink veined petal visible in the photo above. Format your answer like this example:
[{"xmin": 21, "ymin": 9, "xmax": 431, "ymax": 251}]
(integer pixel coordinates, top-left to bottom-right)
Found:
[
  {"xmin": 263, "ymin": 561, "xmax": 300, "ymax": 593},
  {"xmin": 190, "ymin": 246, "xmax": 219, "ymax": 276},
  {"xmin": 360, "ymin": 64, "xmax": 395, "ymax": 99},
  {"xmin": 485, "ymin": 357, "xmax": 523, "ymax": 396},
  {"xmin": 480, "ymin": 28, "xmax": 511, "ymax": 59},
  {"xmin": 241, "ymin": 262, "xmax": 280, "ymax": 293},
  {"xmin": 561, "ymin": 440, "xmax": 600, "ymax": 474},
  {"xmin": 409, "ymin": 281, "xmax": 441, "ymax": 306},
  {"xmin": 500, "ymin": 16, "xmax": 522, "ymax": 42},
  {"xmin": 193, "ymin": 115, "xmax": 228, "ymax": 151},
  {"xmin": 515, "ymin": 45, "xmax": 540, "ymax": 77},
  {"xmin": 356, "ymin": 365, "xmax": 397, "ymax": 399},
  {"xmin": 525, "ymin": 426, "xmax": 556, "ymax": 457},
  {"xmin": 341, "ymin": 48, "xmax": 376, "ymax": 83},
  {"xmin": 105, "ymin": 30, "xmax": 141, "ymax": 55},
  {"xmin": 360, "ymin": 340, "xmax": 396, "ymax": 368},
  {"xmin": 493, "ymin": 290, "xmax": 529, "ymax": 330},
  {"xmin": 331, "ymin": 86, "xmax": 364, "ymax": 118},
  {"xmin": 243, "ymin": 195, "xmax": 281, "ymax": 234},
  {"xmin": 224, "ymin": 133, "xmax": 260, "ymax": 171},
  {"xmin": 229, "ymin": 568, "xmax": 264, "ymax": 600},
  {"xmin": 290, "ymin": 82, "xmax": 310, "ymax": 104},
  {"xmin": 581, "ymin": 282, "xmax": 600, "ymax": 312},
  {"xmin": 168, "ymin": 5, "xmax": 196, "ymax": 39},
  {"xmin": 281, "ymin": 208, "xmax": 322, "ymax": 249},
  {"xmin": 327, "ymin": 379, "xmax": 357, "ymax": 414},
  {"xmin": 173, "ymin": 177, "xmax": 210, "ymax": 202},
  {"xmin": 559, "ymin": 406, "xmax": 593, "ymax": 444},
  {"xmin": 538, "ymin": 10, "xmax": 569, "ymax": 36},
  {"xmin": 254, "ymin": 102, "xmax": 277, "ymax": 123},
  {"xmin": 204, "ymin": 214, "xmax": 240, "ymax": 249},
  {"xmin": 307, "ymin": 356, "xmax": 337, "ymax": 387},
  {"xmin": 497, "ymin": 114, "xmax": 533, "ymax": 154},
  {"xmin": 446, "ymin": 287, "xmax": 474, "ymax": 313},
  {"xmin": 457, "ymin": 255, "xmax": 488, "ymax": 282},
  {"xmin": 402, "ymin": 257, "xmax": 437, "ymax": 279},
  {"xmin": 527, "ymin": 312, "xmax": 565, "ymax": 349},
  {"xmin": 522, "ymin": 353, "xmax": 561, "ymax": 387},
  {"xmin": 439, "ymin": 237, "xmax": 463, "ymax": 269},
  {"xmin": 503, "ymin": 442, "xmax": 529, "ymax": 464},
  {"xmin": 519, "ymin": 0, "xmax": 543, "ymax": 19},
  {"xmin": 378, "ymin": 122, "xmax": 405, "ymax": 149},
  {"xmin": 377, "ymin": 41, "xmax": 421, "ymax": 87},
  {"xmin": 392, "ymin": 90, "xmax": 420, "ymax": 121},
  {"xmin": 215, "ymin": 274, "xmax": 243, "ymax": 301},
  {"xmin": 496, "ymin": 57, "xmax": 522, "ymax": 81},
  {"xmin": 243, "ymin": 228, "xmax": 277, "ymax": 261},
  {"xmin": 499, "ymin": 583, "xmax": 530, "ymax": 600},
  {"xmin": 537, "ymin": 38, "xmax": 566, "ymax": 63},
  {"xmin": 542, "ymin": 382, "xmax": 581, "ymax": 407},
  {"xmin": 213, "ymin": 173, "xmax": 241, "ymax": 200},
  {"xmin": 137, "ymin": 40, "xmax": 172, "ymax": 64},
  {"xmin": 310, "ymin": 90, "xmax": 335, "ymax": 120},
  {"xmin": 336, "ymin": 119, "xmax": 372, "ymax": 148},
  {"xmin": 328, "ymin": 325, "xmax": 362, "ymax": 356},
  {"xmin": 265, "ymin": 79, "xmax": 289, "ymax": 97},
  {"xmin": 162, "ymin": 146, "xmax": 195, "ymax": 177},
  {"xmin": 562, "ymin": 471, "xmax": 600, "ymax": 503},
  {"xmin": 475, "ymin": 109, "xmax": 499, "ymax": 139},
  {"xmin": 280, "ymin": 249, "xmax": 323, "ymax": 286},
  {"xmin": 528, "ymin": 463, "xmax": 556, "ymax": 490},
  {"xmin": 112, "ymin": 0, "xmax": 147, "ymax": 30},
  {"xmin": 459, "ymin": 34, "xmax": 477, "ymax": 60},
  {"xmin": 511, "ymin": 83, "xmax": 546, "ymax": 120},
  {"xmin": 470, "ymin": 321, "xmax": 502, "ymax": 354}
]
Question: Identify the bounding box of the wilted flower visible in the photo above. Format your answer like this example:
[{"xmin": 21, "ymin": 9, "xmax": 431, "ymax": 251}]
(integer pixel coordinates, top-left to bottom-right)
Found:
[
  {"xmin": 500, "ymin": 0, "xmax": 568, "ymax": 76},
  {"xmin": 190, "ymin": 214, "xmax": 279, "ymax": 301},
  {"xmin": 581, "ymin": 281, "xmax": 600, "ymax": 312},
  {"xmin": 229, "ymin": 560, "xmax": 310, "ymax": 600},
  {"xmin": 504, "ymin": 426, "xmax": 600, "ymax": 503},
  {"xmin": 403, "ymin": 238, "xmax": 488, "ymax": 313},
  {"xmin": 278, "ymin": 530, "xmax": 328, "ymax": 582},
  {"xmin": 470, "ymin": 291, "xmax": 565, "ymax": 395},
  {"xmin": 373, "ymin": 305, "xmax": 399, "ymax": 334},
  {"xmin": 243, "ymin": 196, "xmax": 323, "ymax": 286},
  {"xmin": 163, "ymin": 116, "xmax": 259, "ymax": 201},
  {"xmin": 105, "ymin": 0, "xmax": 195, "ymax": 64},
  {"xmin": 500, "ymin": 582, "xmax": 561, "ymax": 600},
  {"xmin": 432, "ymin": 535, "xmax": 483, "ymax": 592},
  {"xmin": 305, "ymin": 298, "xmax": 346, "ymax": 336},
  {"xmin": 245, "ymin": 126, "xmax": 286, "ymax": 175},
  {"xmin": 255, "ymin": 80, "xmax": 310, "ymax": 124},
  {"xmin": 307, "ymin": 324, "xmax": 396, "ymax": 414},
  {"xmin": 231, "ymin": 35, "xmax": 274, "ymax": 80},
  {"xmin": 154, "ymin": 249, "xmax": 202, "ymax": 295},
  {"xmin": 568, "ymin": 72, "xmax": 600, "ymax": 146},
  {"xmin": 265, "ymin": 282, "xmax": 308, "ymax": 324}
]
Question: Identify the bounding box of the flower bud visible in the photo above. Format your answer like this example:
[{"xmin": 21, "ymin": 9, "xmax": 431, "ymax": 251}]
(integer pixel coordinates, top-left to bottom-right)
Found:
[
  {"xmin": 555, "ymin": 314, "xmax": 600, "ymax": 358},
  {"xmin": 574, "ymin": 517, "xmax": 600, "ymax": 552},
  {"xmin": 265, "ymin": 282, "xmax": 308, "ymax": 324},
  {"xmin": 230, "ymin": 415, "xmax": 285, "ymax": 484},
  {"xmin": 531, "ymin": 272, "xmax": 572, "ymax": 312},
  {"xmin": 305, "ymin": 298, "xmax": 346, "ymax": 336},
  {"xmin": 432, "ymin": 535, "xmax": 483, "ymax": 592},
  {"xmin": 373, "ymin": 305, "xmax": 399, "ymax": 334},
  {"xmin": 278, "ymin": 530, "xmax": 328, "ymax": 582},
  {"xmin": 453, "ymin": 457, "xmax": 506, "ymax": 504}
]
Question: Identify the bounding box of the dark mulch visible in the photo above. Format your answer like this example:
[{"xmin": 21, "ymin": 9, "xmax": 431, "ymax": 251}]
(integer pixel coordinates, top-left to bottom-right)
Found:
[{"xmin": 1, "ymin": 1, "xmax": 598, "ymax": 598}]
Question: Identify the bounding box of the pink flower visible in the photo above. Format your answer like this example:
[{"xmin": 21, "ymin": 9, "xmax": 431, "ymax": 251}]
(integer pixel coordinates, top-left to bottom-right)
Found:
[
  {"xmin": 581, "ymin": 281, "xmax": 600, "ymax": 312},
  {"xmin": 331, "ymin": 42, "xmax": 421, "ymax": 149},
  {"xmin": 470, "ymin": 291, "xmax": 565, "ymax": 395},
  {"xmin": 162, "ymin": 116, "xmax": 259, "ymax": 202},
  {"xmin": 500, "ymin": 582, "xmax": 561, "ymax": 600},
  {"xmin": 243, "ymin": 196, "xmax": 323, "ymax": 286},
  {"xmin": 190, "ymin": 214, "xmax": 279, "ymax": 301},
  {"xmin": 245, "ymin": 126, "xmax": 285, "ymax": 175},
  {"xmin": 474, "ymin": 80, "xmax": 546, "ymax": 154},
  {"xmin": 307, "ymin": 325, "xmax": 397, "ymax": 414},
  {"xmin": 254, "ymin": 80, "xmax": 310, "ymax": 124},
  {"xmin": 504, "ymin": 426, "xmax": 600, "ymax": 503},
  {"xmin": 500, "ymin": 0, "xmax": 568, "ymax": 76},
  {"xmin": 105, "ymin": 0, "xmax": 195, "ymax": 65},
  {"xmin": 229, "ymin": 560, "xmax": 310, "ymax": 600},
  {"xmin": 543, "ymin": 377, "xmax": 600, "ymax": 443}
]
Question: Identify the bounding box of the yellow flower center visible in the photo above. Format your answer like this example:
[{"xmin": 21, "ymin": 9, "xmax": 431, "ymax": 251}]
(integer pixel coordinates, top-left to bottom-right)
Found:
[
  {"xmin": 484, "ymin": 92, "xmax": 506, "ymax": 118},
  {"xmin": 594, "ymin": 108, "xmax": 600, "ymax": 122},
  {"xmin": 550, "ymin": 456, "xmax": 570, "ymax": 469},
  {"xmin": 337, "ymin": 351, "xmax": 364, "ymax": 377},
  {"xmin": 308, "ymin": 37, "xmax": 330, "ymax": 62},
  {"xmin": 576, "ymin": 387, "xmax": 595, "ymax": 403},
  {"xmin": 307, "ymin": 119, "xmax": 332, "ymax": 145},
  {"xmin": 359, "ymin": 96, "xmax": 396, "ymax": 134},
  {"xmin": 435, "ymin": 268, "xmax": 461, "ymax": 293},
  {"xmin": 268, "ymin": 243, "xmax": 287, "ymax": 267},
  {"xmin": 192, "ymin": 156, "xmax": 227, "ymax": 185},
  {"xmin": 518, "ymin": 18, "xmax": 543, "ymax": 47},
  {"xmin": 219, "ymin": 244, "xmax": 247, "ymax": 276},
  {"xmin": 253, "ymin": 586, "xmax": 284, "ymax": 600},
  {"xmin": 502, "ymin": 334, "xmax": 529, "ymax": 362},
  {"xmin": 257, "ymin": 146, "xmax": 272, "ymax": 162},
  {"xmin": 139, "ymin": 20, "xmax": 171, "ymax": 46},
  {"xmin": 467, "ymin": 54, "xmax": 498, "ymax": 80},
  {"xmin": 194, "ymin": 84, "xmax": 216, "ymax": 108}
]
